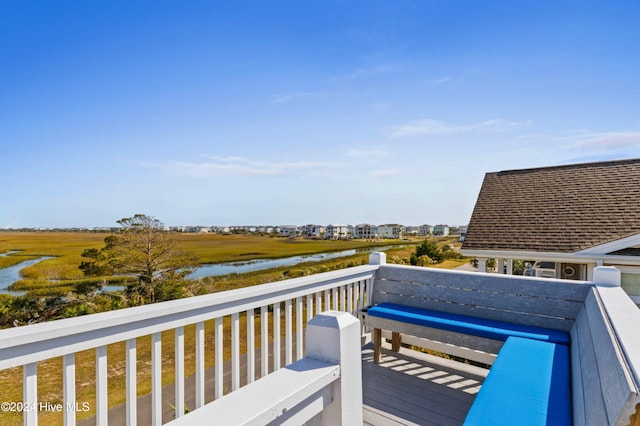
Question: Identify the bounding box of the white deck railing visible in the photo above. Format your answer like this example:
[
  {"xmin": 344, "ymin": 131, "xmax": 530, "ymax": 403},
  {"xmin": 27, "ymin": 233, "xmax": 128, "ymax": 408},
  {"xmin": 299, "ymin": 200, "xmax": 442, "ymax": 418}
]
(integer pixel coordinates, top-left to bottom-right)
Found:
[
  {"xmin": 2, "ymin": 254, "xmax": 639, "ymax": 426},
  {"xmin": 0, "ymin": 265, "xmax": 377, "ymax": 426}
]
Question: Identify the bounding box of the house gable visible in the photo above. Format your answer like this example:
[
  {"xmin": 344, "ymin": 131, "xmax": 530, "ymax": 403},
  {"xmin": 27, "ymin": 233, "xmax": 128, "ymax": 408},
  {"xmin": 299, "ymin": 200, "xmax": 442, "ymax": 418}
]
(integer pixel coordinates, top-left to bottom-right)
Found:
[{"xmin": 462, "ymin": 158, "xmax": 640, "ymax": 254}]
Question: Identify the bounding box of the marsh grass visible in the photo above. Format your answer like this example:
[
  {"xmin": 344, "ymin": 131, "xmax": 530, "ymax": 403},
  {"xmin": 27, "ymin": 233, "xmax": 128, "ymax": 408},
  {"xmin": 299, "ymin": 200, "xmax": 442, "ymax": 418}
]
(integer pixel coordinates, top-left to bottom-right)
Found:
[
  {"xmin": 0, "ymin": 234, "xmax": 422, "ymax": 423},
  {"xmin": 0, "ymin": 232, "xmax": 406, "ymax": 297}
]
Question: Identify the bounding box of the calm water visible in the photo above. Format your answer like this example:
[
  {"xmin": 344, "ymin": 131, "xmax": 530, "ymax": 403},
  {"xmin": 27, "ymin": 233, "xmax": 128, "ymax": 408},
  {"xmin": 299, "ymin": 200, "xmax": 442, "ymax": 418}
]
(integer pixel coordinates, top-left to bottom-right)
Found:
[
  {"xmin": 0, "ymin": 256, "xmax": 55, "ymax": 296},
  {"xmin": 0, "ymin": 245, "xmax": 408, "ymax": 295},
  {"xmin": 187, "ymin": 245, "xmax": 405, "ymax": 279}
]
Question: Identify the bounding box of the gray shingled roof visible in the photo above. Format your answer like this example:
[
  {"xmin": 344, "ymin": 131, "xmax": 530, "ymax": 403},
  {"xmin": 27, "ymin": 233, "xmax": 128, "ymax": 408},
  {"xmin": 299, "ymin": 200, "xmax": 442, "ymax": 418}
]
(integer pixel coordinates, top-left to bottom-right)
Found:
[{"xmin": 462, "ymin": 158, "xmax": 640, "ymax": 253}]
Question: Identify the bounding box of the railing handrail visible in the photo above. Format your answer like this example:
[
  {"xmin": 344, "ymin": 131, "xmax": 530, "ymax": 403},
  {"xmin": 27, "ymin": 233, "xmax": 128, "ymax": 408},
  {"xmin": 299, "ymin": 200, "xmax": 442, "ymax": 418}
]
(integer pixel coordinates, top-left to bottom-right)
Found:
[{"xmin": 0, "ymin": 265, "xmax": 378, "ymax": 370}]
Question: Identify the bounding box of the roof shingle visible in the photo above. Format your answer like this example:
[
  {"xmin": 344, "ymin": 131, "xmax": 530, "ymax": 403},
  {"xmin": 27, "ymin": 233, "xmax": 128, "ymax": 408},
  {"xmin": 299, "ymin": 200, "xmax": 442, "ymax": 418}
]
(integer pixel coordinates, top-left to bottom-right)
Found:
[{"xmin": 462, "ymin": 158, "xmax": 640, "ymax": 253}]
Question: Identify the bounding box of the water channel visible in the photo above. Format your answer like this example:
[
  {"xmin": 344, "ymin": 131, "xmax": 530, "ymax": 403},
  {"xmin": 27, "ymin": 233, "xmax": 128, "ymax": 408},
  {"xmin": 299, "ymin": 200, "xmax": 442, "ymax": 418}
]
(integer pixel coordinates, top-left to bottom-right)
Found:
[
  {"xmin": 0, "ymin": 245, "xmax": 409, "ymax": 296},
  {"xmin": 0, "ymin": 255, "xmax": 55, "ymax": 296}
]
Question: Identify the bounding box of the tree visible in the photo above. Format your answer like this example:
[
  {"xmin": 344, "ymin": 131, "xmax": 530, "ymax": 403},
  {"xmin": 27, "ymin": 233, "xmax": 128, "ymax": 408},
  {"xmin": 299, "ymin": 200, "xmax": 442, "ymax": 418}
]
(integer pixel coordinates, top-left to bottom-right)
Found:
[
  {"xmin": 410, "ymin": 239, "xmax": 443, "ymax": 265},
  {"xmin": 82, "ymin": 214, "xmax": 198, "ymax": 303}
]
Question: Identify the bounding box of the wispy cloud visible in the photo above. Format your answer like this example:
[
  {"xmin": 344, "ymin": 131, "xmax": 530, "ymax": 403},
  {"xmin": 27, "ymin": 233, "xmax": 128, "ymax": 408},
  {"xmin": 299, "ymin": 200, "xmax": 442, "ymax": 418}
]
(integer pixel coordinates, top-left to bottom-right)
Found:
[
  {"xmin": 332, "ymin": 63, "xmax": 400, "ymax": 81},
  {"xmin": 344, "ymin": 146, "xmax": 389, "ymax": 159},
  {"xmin": 369, "ymin": 168, "xmax": 399, "ymax": 177},
  {"xmin": 387, "ymin": 118, "xmax": 531, "ymax": 138},
  {"xmin": 268, "ymin": 92, "xmax": 322, "ymax": 104},
  {"xmin": 150, "ymin": 156, "xmax": 344, "ymax": 178},
  {"xmin": 569, "ymin": 131, "xmax": 640, "ymax": 150},
  {"xmin": 427, "ymin": 76, "xmax": 465, "ymax": 85}
]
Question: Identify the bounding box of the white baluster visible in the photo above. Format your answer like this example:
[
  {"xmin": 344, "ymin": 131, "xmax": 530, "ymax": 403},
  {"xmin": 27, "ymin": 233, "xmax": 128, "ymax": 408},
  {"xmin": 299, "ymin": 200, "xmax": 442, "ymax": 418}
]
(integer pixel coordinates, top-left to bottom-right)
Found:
[
  {"xmin": 24, "ymin": 362, "xmax": 37, "ymax": 426},
  {"xmin": 63, "ymin": 354, "xmax": 76, "ymax": 426},
  {"xmin": 175, "ymin": 327, "xmax": 185, "ymax": 418},
  {"xmin": 285, "ymin": 299, "xmax": 293, "ymax": 365},
  {"xmin": 273, "ymin": 303, "xmax": 281, "ymax": 370},
  {"xmin": 260, "ymin": 306, "xmax": 269, "ymax": 378},
  {"xmin": 214, "ymin": 317, "xmax": 223, "ymax": 399},
  {"xmin": 231, "ymin": 313, "xmax": 240, "ymax": 391},
  {"xmin": 195, "ymin": 322, "xmax": 205, "ymax": 408},
  {"xmin": 247, "ymin": 309, "xmax": 255, "ymax": 384},
  {"xmin": 126, "ymin": 338, "xmax": 137, "ymax": 425},
  {"xmin": 96, "ymin": 346, "xmax": 108, "ymax": 426},
  {"xmin": 151, "ymin": 333, "xmax": 162, "ymax": 426},
  {"xmin": 296, "ymin": 297, "xmax": 303, "ymax": 361}
]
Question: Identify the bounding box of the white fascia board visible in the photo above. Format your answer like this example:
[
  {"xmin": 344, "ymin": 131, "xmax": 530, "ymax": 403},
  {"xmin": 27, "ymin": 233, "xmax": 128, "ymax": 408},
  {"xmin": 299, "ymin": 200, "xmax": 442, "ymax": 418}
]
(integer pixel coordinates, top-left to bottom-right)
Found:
[
  {"xmin": 461, "ymin": 249, "xmax": 640, "ymax": 266},
  {"xmin": 574, "ymin": 233, "xmax": 640, "ymax": 256},
  {"xmin": 461, "ymin": 249, "xmax": 582, "ymax": 262}
]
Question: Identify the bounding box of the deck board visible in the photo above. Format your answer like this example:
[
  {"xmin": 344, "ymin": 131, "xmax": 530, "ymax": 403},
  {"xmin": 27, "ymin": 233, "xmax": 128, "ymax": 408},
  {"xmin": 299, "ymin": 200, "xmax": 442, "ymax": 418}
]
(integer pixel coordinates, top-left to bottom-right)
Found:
[
  {"xmin": 79, "ymin": 339, "xmax": 487, "ymax": 425},
  {"xmin": 362, "ymin": 342, "xmax": 487, "ymax": 426}
]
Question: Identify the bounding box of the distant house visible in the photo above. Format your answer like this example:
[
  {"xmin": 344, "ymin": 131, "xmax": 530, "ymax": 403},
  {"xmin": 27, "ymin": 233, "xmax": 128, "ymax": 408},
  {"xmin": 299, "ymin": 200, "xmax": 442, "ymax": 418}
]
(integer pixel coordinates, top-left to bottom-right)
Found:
[
  {"xmin": 300, "ymin": 224, "xmax": 324, "ymax": 238},
  {"xmin": 277, "ymin": 225, "xmax": 299, "ymax": 237},
  {"xmin": 432, "ymin": 224, "xmax": 449, "ymax": 237},
  {"xmin": 419, "ymin": 224, "xmax": 432, "ymax": 236},
  {"xmin": 325, "ymin": 224, "xmax": 350, "ymax": 240},
  {"xmin": 461, "ymin": 158, "xmax": 640, "ymax": 303},
  {"xmin": 404, "ymin": 226, "xmax": 420, "ymax": 236},
  {"xmin": 377, "ymin": 224, "xmax": 404, "ymax": 239},
  {"xmin": 355, "ymin": 224, "xmax": 377, "ymax": 239}
]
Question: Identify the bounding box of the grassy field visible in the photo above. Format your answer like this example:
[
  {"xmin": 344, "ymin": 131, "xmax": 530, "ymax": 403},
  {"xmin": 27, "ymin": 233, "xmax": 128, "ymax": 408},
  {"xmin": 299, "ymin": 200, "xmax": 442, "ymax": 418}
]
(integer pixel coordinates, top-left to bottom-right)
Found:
[
  {"xmin": 0, "ymin": 232, "xmax": 407, "ymax": 296},
  {"xmin": 0, "ymin": 233, "xmax": 468, "ymax": 424}
]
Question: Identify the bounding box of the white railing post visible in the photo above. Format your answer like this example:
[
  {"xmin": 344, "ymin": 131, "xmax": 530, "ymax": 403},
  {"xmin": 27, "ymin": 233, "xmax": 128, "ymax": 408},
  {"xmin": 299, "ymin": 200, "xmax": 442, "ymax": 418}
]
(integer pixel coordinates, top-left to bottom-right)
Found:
[
  {"xmin": 305, "ymin": 311, "xmax": 363, "ymax": 425},
  {"xmin": 369, "ymin": 251, "xmax": 386, "ymax": 265},
  {"xmin": 593, "ymin": 266, "xmax": 622, "ymax": 287}
]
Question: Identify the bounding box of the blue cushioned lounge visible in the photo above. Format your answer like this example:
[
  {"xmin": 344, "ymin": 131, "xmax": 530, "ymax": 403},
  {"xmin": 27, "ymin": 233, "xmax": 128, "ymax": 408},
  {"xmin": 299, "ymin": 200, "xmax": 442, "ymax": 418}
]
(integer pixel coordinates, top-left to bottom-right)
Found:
[
  {"xmin": 366, "ymin": 303, "xmax": 570, "ymax": 345},
  {"xmin": 463, "ymin": 336, "xmax": 571, "ymax": 425}
]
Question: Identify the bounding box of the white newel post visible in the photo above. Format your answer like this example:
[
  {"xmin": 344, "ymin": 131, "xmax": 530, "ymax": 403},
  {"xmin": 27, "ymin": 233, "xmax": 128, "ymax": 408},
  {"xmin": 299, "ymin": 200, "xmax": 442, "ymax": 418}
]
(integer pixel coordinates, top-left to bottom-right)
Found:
[
  {"xmin": 593, "ymin": 266, "xmax": 621, "ymax": 287},
  {"xmin": 369, "ymin": 251, "xmax": 386, "ymax": 265},
  {"xmin": 305, "ymin": 311, "xmax": 363, "ymax": 426}
]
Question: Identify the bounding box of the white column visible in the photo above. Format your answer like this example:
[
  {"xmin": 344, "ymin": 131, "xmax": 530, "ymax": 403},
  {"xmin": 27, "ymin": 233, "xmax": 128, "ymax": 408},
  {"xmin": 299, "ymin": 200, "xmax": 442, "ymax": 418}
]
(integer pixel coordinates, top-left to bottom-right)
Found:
[
  {"xmin": 497, "ymin": 259, "xmax": 505, "ymax": 274},
  {"xmin": 305, "ymin": 311, "xmax": 363, "ymax": 426},
  {"xmin": 477, "ymin": 258, "xmax": 487, "ymax": 273},
  {"xmin": 506, "ymin": 259, "xmax": 513, "ymax": 275},
  {"xmin": 586, "ymin": 263, "xmax": 597, "ymax": 281}
]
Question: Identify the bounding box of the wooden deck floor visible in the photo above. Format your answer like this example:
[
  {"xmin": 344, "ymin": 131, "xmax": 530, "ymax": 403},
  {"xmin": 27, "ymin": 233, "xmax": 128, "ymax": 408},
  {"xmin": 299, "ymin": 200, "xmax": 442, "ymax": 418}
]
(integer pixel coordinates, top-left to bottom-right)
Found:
[
  {"xmin": 80, "ymin": 339, "xmax": 487, "ymax": 425},
  {"xmin": 362, "ymin": 342, "xmax": 488, "ymax": 426}
]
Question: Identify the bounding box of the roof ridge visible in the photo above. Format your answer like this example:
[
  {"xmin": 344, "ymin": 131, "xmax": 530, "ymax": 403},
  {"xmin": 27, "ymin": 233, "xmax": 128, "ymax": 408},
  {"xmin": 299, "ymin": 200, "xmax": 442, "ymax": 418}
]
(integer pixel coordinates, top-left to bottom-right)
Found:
[{"xmin": 493, "ymin": 158, "xmax": 640, "ymax": 176}]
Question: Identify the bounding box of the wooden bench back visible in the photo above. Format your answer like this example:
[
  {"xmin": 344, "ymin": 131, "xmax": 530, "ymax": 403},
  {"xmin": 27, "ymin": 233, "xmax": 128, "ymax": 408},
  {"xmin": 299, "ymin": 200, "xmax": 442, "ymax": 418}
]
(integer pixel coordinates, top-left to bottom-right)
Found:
[
  {"xmin": 571, "ymin": 287, "xmax": 640, "ymax": 426},
  {"xmin": 372, "ymin": 264, "xmax": 590, "ymax": 331}
]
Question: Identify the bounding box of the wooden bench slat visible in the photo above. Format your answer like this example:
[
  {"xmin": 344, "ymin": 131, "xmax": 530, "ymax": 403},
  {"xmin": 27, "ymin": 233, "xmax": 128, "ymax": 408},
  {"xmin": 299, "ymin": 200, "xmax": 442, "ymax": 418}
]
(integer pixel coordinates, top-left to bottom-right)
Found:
[
  {"xmin": 368, "ymin": 315, "xmax": 504, "ymax": 357},
  {"xmin": 377, "ymin": 265, "xmax": 590, "ymax": 301},
  {"xmin": 375, "ymin": 278, "xmax": 583, "ymax": 325}
]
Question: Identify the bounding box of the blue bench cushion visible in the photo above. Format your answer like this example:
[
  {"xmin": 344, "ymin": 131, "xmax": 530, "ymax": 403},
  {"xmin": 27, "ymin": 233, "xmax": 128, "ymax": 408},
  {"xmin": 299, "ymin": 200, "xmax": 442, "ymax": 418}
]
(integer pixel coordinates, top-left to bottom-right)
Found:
[
  {"xmin": 464, "ymin": 336, "xmax": 571, "ymax": 425},
  {"xmin": 366, "ymin": 303, "xmax": 569, "ymax": 345}
]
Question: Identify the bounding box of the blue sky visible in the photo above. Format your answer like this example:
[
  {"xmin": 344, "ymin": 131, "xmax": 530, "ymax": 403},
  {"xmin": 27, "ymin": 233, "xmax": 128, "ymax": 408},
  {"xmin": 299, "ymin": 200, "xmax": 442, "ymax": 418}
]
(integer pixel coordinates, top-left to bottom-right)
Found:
[{"xmin": 2, "ymin": 1, "xmax": 639, "ymax": 228}]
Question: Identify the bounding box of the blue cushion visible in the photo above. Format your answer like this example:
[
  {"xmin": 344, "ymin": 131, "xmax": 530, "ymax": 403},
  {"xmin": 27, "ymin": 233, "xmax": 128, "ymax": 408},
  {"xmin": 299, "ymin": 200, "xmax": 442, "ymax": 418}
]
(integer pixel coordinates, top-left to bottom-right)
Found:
[
  {"xmin": 464, "ymin": 336, "xmax": 571, "ymax": 425},
  {"xmin": 367, "ymin": 303, "xmax": 569, "ymax": 345}
]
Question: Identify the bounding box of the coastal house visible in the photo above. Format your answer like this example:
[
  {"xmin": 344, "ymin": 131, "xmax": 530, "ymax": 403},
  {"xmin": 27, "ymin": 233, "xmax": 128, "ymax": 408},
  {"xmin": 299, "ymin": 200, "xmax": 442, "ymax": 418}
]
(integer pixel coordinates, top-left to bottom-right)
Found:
[
  {"xmin": 325, "ymin": 224, "xmax": 350, "ymax": 240},
  {"xmin": 277, "ymin": 225, "xmax": 299, "ymax": 237},
  {"xmin": 355, "ymin": 223, "xmax": 377, "ymax": 239},
  {"xmin": 461, "ymin": 158, "xmax": 640, "ymax": 303},
  {"xmin": 419, "ymin": 224, "xmax": 433, "ymax": 236},
  {"xmin": 377, "ymin": 224, "xmax": 404, "ymax": 239},
  {"xmin": 432, "ymin": 224, "xmax": 450, "ymax": 237},
  {"xmin": 300, "ymin": 224, "xmax": 324, "ymax": 238}
]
